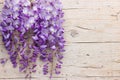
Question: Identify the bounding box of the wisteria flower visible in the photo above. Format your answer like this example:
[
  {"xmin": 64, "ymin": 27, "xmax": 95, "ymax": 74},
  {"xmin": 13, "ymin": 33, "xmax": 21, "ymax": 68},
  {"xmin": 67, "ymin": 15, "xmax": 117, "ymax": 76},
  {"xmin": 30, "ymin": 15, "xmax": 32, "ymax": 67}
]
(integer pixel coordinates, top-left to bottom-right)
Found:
[{"xmin": 0, "ymin": 0, "xmax": 65, "ymax": 78}]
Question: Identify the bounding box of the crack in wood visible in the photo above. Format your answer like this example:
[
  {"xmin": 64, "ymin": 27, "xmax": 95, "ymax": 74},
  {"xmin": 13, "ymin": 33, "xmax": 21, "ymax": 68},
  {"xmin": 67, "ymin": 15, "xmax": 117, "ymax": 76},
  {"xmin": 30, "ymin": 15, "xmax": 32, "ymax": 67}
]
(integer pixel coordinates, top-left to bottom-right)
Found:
[
  {"xmin": 76, "ymin": 26, "xmax": 105, "ymax": 33},
  {"xmin": 76, "ymin": 26, "xmax": 92, "ymax": 31},
  {"xmin": 63, "ymin": 65, "xmax": 81, "ymax": 68},
  {"xmin": 80, "ymin": 65, "xmax": 103, "ymax": 69},
  {"xmin": 112, "ymin": 59, "xmax": 120, "ymax": 63},
  {"xmin": 111, "ymin": 10, "xmax": 120, "ymax": 20},
  {"xmin": 63, "ymin": 8, "xmax": 84, "ymax": 10},
  {"xmin": 0, "ymin": 3, "xmax": 3, "ymax": 4},
  {"xmin": 63, "ymin": 65, "xmax": 103, "ymax": 69}
]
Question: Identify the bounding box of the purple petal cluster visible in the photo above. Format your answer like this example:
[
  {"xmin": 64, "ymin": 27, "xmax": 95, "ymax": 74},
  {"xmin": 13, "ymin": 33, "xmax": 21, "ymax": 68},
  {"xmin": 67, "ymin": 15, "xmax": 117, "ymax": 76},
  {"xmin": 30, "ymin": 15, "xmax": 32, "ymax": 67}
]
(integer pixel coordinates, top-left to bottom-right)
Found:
[{"xmin": 0, "ymin": 0, "xmax": 65, "ymax": 78}]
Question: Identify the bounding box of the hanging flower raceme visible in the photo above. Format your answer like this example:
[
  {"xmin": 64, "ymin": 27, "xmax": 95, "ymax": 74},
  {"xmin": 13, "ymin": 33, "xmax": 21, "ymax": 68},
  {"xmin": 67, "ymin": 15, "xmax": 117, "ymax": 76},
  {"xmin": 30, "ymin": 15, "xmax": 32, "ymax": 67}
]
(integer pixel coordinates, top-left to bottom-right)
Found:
[{"xmin": 0, "ymin": 0, "xmax": 65, "ymax": 78}]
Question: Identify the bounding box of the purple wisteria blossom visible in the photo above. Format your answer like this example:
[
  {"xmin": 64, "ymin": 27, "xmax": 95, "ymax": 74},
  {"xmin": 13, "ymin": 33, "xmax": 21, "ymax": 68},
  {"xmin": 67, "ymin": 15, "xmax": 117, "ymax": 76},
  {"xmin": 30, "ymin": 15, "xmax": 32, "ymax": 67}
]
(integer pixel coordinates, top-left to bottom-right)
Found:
[{"xmin": 0, "ymin": 0, "xmax": 65, "ymax": 78}]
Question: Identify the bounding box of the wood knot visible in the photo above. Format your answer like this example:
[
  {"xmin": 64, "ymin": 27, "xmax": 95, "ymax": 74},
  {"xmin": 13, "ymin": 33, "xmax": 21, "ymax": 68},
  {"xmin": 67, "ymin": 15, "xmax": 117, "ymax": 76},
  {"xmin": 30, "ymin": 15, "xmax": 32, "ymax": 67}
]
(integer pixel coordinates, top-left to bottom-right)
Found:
[{"xmin": 70, "ymin": 30, "xmax": 78, "ymax": 37}]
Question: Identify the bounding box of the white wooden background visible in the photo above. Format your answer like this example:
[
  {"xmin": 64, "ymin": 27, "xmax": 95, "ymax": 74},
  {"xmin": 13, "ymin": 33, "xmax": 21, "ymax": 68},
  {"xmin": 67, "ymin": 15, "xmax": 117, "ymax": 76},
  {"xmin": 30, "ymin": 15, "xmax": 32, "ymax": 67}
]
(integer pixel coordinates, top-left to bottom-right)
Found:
[{"xmin": 0, "ymin": 0, "xmax": 120, "ymax": 80}]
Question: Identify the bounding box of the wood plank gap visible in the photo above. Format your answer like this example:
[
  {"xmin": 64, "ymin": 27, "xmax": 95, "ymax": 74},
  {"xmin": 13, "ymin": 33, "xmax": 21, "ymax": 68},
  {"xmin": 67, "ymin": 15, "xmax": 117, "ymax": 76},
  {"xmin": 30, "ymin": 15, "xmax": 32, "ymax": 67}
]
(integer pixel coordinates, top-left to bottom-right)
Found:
[
  {"xmin": 1, "ymin": 41, "xmax": 120, "ymax": 46},
  {"xmin": 71, "ymin": 75, "xmax": 120, "ymax": 78},
  {"xmin": 1, "ymin": 76, "xmax": 120, "ymax": 79},
  {"xmin": 68, "ymin": 41, "xmax": 120, "ymax": 44},
  {"xmin": 0, "ymin": 76, "xmax": 65, "ymax": 79}
]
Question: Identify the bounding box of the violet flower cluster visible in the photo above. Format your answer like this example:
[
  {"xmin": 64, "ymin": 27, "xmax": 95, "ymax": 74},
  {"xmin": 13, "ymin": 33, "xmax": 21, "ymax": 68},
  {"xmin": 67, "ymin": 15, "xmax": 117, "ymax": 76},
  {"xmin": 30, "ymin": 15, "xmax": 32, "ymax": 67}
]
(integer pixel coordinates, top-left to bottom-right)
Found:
[{"xmin": 0, "ymin": 0, "xmax": 65, "ymax": 78}]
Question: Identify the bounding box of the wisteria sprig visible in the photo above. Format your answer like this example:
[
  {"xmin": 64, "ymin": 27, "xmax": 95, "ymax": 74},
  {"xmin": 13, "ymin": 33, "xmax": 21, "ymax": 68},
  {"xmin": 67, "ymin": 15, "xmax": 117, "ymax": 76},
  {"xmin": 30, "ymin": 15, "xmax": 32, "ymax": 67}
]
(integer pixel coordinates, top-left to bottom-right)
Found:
[{"xmin": 0, "ymin": 0, "xmax": 65, "ymax": 78}]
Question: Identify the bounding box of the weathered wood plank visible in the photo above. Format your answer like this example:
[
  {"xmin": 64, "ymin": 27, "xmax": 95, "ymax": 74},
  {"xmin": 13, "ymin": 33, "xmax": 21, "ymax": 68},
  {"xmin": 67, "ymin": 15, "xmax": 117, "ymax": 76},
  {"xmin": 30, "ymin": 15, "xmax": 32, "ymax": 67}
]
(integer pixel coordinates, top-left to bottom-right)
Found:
[
  {"xmin": 62, "ymin": 0, "xmax": 120, "ymax": 9},
  {"xmin": 64, "ymin": 23, "xmax": 120, "ymax": 43},
  {"xmin": 0, "ymin": 1, "xmax": 120, "ymax": 43},
  {"xmin": 1, "ymin": 77, "xmax": 120, "ymax": 80},
  {"xmin": 0, "ymin": 43, "xmax": 120, "ymax": 78},
  {"xmin": 0, "ymin": 18, "xmax": 120, "ymax": 43},
  {"xmin": 0, "ymin": 0, "xmax": 120, "ymax": 10}
]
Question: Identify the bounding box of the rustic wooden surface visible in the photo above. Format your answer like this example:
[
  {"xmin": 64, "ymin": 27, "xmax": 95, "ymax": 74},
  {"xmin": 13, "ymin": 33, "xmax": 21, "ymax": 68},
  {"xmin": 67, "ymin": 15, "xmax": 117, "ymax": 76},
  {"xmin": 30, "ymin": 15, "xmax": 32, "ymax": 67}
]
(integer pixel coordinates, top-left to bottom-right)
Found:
[{"xmin": 0, "ymin": 0, "xmax": 120, "ymax": 80}]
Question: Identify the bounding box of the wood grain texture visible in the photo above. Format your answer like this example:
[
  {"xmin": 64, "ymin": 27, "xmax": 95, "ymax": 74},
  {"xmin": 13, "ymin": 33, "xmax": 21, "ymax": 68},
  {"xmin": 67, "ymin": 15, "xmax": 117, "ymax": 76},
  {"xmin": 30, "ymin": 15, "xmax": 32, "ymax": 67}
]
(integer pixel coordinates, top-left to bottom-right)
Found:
[{"xmin": 0, "ymin": 0, "xmax": 120, "ymax": 80}]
